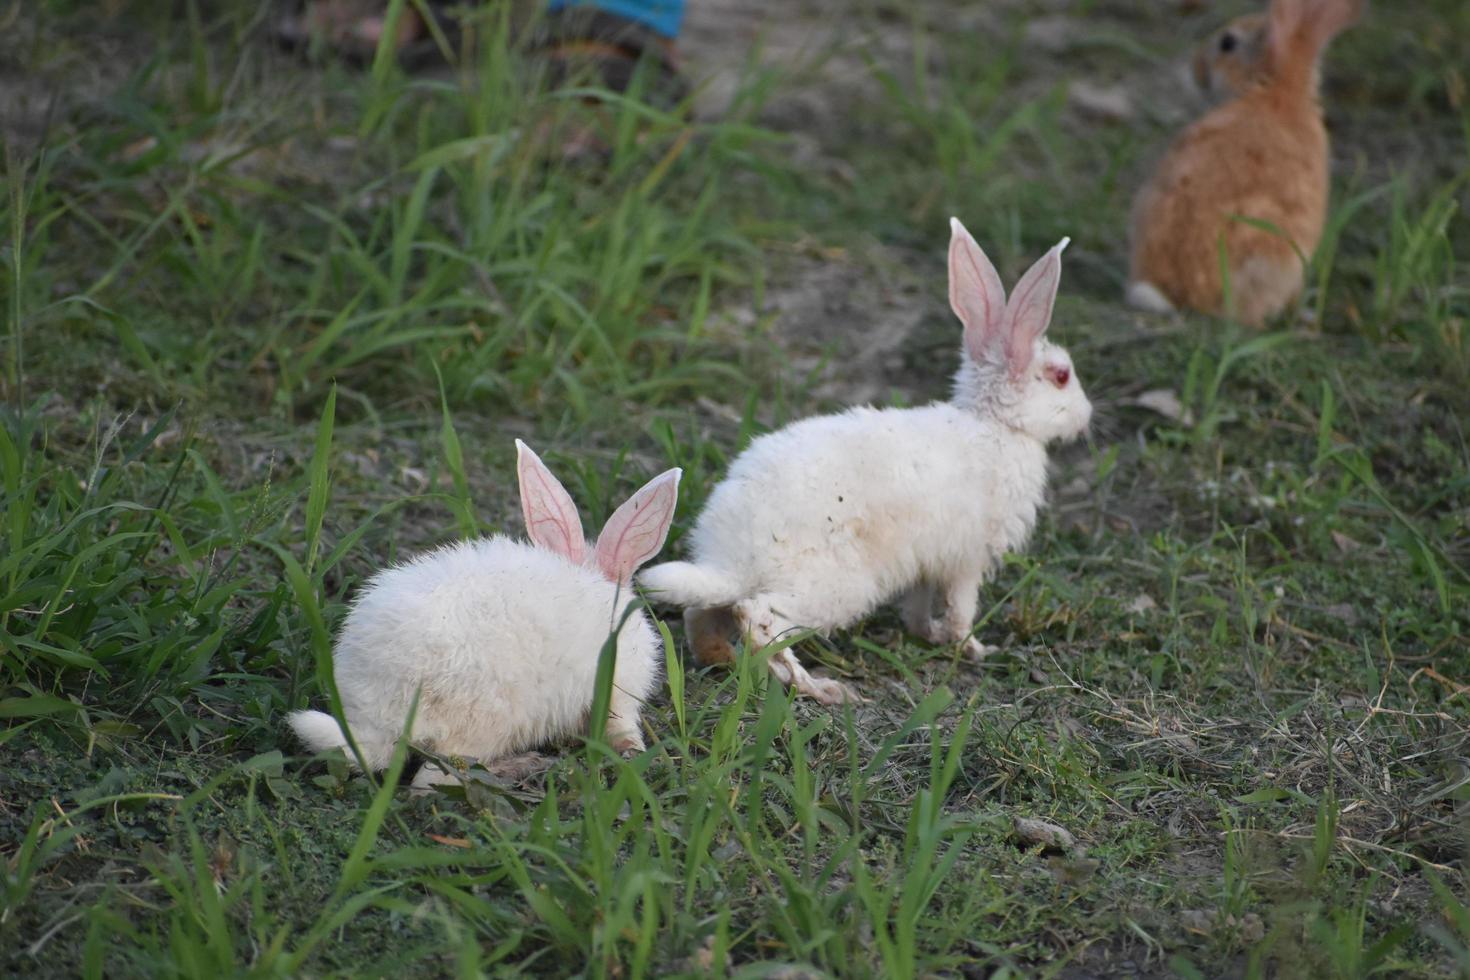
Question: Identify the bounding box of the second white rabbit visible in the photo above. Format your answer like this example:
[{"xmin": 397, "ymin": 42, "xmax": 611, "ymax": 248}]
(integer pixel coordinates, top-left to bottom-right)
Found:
[
  {"xmin": 289, "ymin": 440, "xmax": 680, "ymax": 786},
  {"xmin": 639, "ymin": 217, "xmax": 1092, "ymax": 703}
]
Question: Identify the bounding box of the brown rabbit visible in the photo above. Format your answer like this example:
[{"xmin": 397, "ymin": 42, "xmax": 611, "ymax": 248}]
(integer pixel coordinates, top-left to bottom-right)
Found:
[{"xmin": 1127, "ymin": 0, "xmax": 1363, "ymax": 327}]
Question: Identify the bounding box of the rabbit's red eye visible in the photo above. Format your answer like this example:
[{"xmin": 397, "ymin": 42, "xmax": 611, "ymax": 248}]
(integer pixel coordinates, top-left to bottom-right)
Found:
[{"xmin": 1045, "ymin": 364, "xmax": 1070, "ymax": 388}]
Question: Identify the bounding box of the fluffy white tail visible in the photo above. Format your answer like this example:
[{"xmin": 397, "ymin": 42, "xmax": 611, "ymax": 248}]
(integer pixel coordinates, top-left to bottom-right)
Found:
[
  {"xmin": 1125, "ymin": 280, "xmax": 1175, "ymax": 315},
  {"xmin": 639, "ymin": 561, "xmax": 746, "ymax": 608},
  {"xmin": 289, "ymin": 710, "xmax": 352, "ymax": 756},
  {"xmin": 289, "ymin": 710, "xmax": 401, "ymax": 771}
]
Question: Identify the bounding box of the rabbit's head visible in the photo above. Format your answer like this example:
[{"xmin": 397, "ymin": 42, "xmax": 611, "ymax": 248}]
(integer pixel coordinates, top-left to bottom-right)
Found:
[
  {"xmin": 515, "ymin": 441, "xmax": 681, "ymax": 588},
  {"xmin": 1192, "ymin": 12, "xmax": 1269, "ymax": 102},
  {"xmin": 947, "ymin": 218, "xmax": 1092, "ymax": 446},
  {"xmin": 1193, "ymin": 0, "xmax": 1362, "ymax": 102}
]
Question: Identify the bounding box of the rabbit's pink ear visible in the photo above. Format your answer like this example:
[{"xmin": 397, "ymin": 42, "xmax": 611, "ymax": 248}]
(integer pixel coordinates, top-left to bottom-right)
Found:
[
  {"xmin": 594, "ymin": 468, "xmax": 682, "ymax": 585},
  {"xmin": 1002, "ymin": 238, "xmax": 1068, "ymax": 380},
  {"xmin": 516, "ymin": 440, "xmax": 587, "ymax": 565},
  {"xmin": 948, "ymin": 217, "xmax": 1007, "ymax": 364}
]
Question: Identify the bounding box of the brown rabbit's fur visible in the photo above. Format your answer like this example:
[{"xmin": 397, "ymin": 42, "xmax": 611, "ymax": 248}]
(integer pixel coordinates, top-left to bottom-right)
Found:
[{"xmin": 1129, "ymin": 0, "xmax": 1362, "ymax": 327}]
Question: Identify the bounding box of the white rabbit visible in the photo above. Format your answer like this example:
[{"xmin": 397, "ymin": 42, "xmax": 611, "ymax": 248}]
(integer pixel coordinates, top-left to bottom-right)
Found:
[
  {"xmin": 639, "ymin": 217, "xmax": 1091, "ymax": 704},
  {"xmin": 288, "ymin": 440, "xmax": 681, "ymax": 786}
]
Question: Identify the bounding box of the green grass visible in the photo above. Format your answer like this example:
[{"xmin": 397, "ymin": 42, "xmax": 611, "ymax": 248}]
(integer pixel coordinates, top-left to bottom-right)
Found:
[{"xmin": 3, "ymin": 0, "xmax": 1469, "ymax": 976}]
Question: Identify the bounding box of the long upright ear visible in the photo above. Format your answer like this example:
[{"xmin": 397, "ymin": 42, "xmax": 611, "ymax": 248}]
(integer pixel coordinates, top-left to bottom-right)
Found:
[
  {"xmin": 948, "ymin": 217, "xmax": 1007, "ymax": 364},
  {"xmin": 1267, "ymin": 0, "xmax": 1358, "ymax": 72},
  {"xmin": 1266, "ymin": 0, "xmax": 1309, "ymax": 68},
  {"xmin": 1002, "ymin": 238, "xmax": 1068, "ymax": 380},
  {"xmin": 594, "ymin": 468, "xmax": 682, "ymax": 586},
  {"xmin": 516, "ymin": 440, "xmax": 587, "ymax": 565},
  {"xmin": 1303, "ymin": 0, "xmax": 1362, "ymax": 50}
]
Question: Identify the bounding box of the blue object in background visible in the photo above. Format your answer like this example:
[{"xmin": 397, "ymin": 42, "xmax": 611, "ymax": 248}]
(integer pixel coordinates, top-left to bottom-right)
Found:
[{"xmin": 547, "ymin": 0, "xmax": 686, "ymax": 39}]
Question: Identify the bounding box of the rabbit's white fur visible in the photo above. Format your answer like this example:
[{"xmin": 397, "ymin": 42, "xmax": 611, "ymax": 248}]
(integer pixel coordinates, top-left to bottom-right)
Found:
[
  {"xmin": 640, "ymin": 218, "xmax": 1091, "ymax": 703},
  {"xmin": 289, "ymin": 539, "xmax": 659, "ymax": 770},
  {"xmin": 289, "ymin": 442, "xmax": 680, "ymax": 784}
]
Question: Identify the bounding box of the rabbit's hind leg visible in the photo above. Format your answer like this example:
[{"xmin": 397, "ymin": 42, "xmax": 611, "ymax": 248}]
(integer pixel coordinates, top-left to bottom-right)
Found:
[{"xmin": 735, "ymin": 596, "xmax": 859, "ymax": 705}]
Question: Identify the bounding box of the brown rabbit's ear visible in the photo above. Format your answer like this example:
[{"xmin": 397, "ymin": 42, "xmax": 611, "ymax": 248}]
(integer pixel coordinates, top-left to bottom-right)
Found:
[
  {"xmin": 595, "ymin": 468, "xmax": 681, "ymax": 585},
  {"xmin": 1267, "ymin": 0, "xmax": 1362, "ymax": 70},
  {"xmin": 516, "ymin": 440, "xmax": 587, "ymax": 565},
  {"xmin": 1306, "ymin": 0, "xmax": 1364, "ymax": 46},
  {"xmin": 1002, "ymin": 239, "xmax": 1068, "ymax": 380},
  {"xmin": 948, "ymin": 217, "xmax": 1007, "ymax": 364},
  {"xmin": 1267, "ymin": 0, "xmax": 1307, "ymax": 54}
]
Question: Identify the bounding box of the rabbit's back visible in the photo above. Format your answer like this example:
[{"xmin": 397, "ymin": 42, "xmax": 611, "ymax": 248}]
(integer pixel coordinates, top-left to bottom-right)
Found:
[
  {"xmin": 334, "ymin": 537, "xmax": 658, "ymax": 759},
  {"xmin": 1130, "ymin": 93, "xmax": 1328, "ymax": 324}
]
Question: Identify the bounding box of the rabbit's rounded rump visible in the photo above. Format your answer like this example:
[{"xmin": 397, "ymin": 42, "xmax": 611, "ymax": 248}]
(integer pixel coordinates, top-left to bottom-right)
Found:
[{"xmin": 323, "ymin": 536, "xmax": 659, "ymax": 769}]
